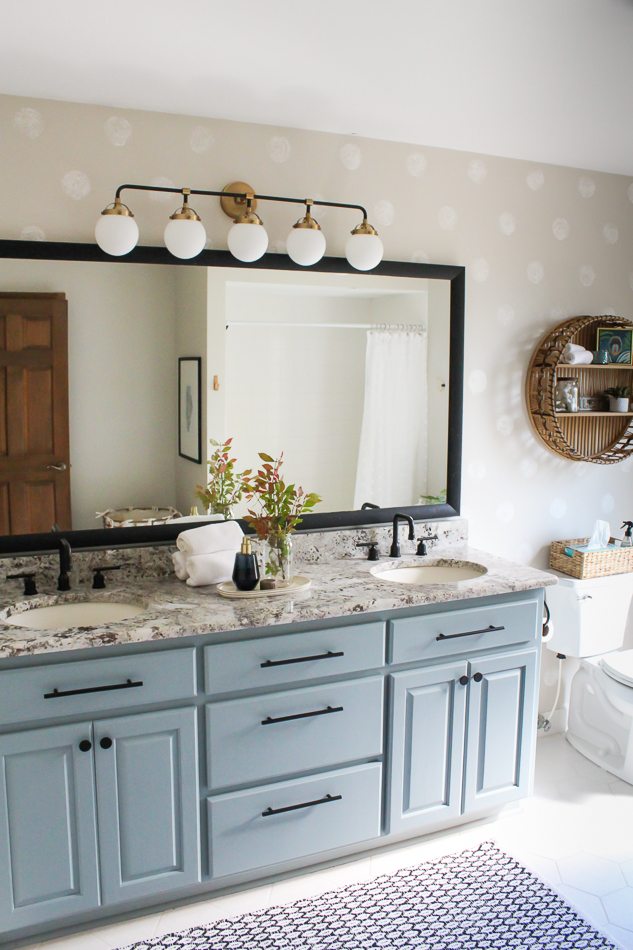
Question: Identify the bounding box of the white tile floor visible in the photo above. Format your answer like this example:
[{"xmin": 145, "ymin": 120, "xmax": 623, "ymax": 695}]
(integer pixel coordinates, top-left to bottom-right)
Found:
[{"xmin": 23, "ymin": 733, "xmax": 633, "ymax": 950}]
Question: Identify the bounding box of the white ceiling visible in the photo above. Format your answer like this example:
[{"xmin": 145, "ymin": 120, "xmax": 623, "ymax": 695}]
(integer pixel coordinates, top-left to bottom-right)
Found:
[{"xmin": 2, "ymin": 0, "xmax": 633, "ymax": 175}]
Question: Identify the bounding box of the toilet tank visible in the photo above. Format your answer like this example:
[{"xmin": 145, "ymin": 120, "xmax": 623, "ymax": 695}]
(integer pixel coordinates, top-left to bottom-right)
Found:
[{"xmin": 546, "ymin": 572, "xmax": 633, "ymax": 657}]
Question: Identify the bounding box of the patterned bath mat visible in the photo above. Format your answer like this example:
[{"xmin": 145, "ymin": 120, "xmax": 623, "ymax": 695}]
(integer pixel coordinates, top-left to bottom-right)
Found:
[{"xmin": 121, "ymin": 841, "xmax": 615, "ymax": 949}]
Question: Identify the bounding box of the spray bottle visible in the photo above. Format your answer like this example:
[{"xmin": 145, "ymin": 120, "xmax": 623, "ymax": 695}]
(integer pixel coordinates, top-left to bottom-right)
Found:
[{"xmin": 621, "ymin": 521, "xmax": 633, "ymax": 548}]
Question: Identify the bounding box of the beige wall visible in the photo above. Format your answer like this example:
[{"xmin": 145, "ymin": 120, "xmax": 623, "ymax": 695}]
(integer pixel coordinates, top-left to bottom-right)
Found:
[{"xmin": 1, "ymin": 93, "xmax": 632, "ymax": 571}]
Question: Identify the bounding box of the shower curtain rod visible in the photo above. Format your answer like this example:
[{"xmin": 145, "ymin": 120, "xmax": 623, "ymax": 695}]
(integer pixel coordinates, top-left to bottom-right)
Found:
[{"xmin": 225, "ymin": 321, "xmax": 426, "ymax": 331}]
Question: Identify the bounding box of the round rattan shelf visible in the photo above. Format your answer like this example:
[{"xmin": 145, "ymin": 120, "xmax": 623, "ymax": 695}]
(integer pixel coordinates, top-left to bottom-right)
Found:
[{"xmin": 526, "ymin": 314, "xmax": 633, "ymax": 463}]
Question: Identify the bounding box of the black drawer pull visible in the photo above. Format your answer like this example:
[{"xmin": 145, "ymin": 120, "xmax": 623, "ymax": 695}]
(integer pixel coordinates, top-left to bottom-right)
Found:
[
  {"xmin": 261, "ymin": 705, "xmax": 344, "ymax": 726},
  {"xmin": 44, "ymin": 678, "xmax": 143, "ymax": 699},
  {"xmin": 473, "ymin": 672, "xmax": 484, "ymax": 683},
  {"xmin": 260, "ymin": 650, "xmax": 344, "ymax": 668},
  {"xmin": 261, "ymin": 792, "xmax": 342, "ymax": 818},
  {"xmin": 436, "ymin": 624, "xmax": 505, "ymax": 641}
]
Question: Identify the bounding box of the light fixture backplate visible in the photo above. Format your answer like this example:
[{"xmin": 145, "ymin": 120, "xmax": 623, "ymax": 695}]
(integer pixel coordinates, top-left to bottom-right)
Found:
[{"xmin": 220, "ymin": 181, "xmax": 258, "ymax": 221}]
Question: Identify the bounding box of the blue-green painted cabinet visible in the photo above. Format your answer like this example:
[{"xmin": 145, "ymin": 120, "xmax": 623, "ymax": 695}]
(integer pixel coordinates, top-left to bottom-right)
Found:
[
  {"xmin": 0, "ymin": 588, "xmax": 544, "ymax": 945},
  {"xmin": 94, "ymin": 707, "xmax": 201, "ymax": 904},
  {"xmin": 389, "ymin": 647, "xmax": 539, "ymax": 835},
  {"xmin": 389, "ymin": 660, "xmax": 468, "ymax": 834},
  {"xmin": 462, "ymin": 648, "xmax": 538, "ymax": 813},
  {"xmin": 0, "ymin": 708, "xmax": 200, "ymax": 936},
  {"xmin": 0, "ymin": 721, "xmax": 100, "ymax": 930}
]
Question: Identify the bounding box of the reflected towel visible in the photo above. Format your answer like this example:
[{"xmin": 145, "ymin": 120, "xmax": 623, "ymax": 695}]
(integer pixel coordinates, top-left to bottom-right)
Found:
[
  {"xmin": 172, "ymin": 551, "xmax": 189, "ymax": 581},
  {"xmin": 185, "ymin": 550, "xmax": 236, "ymax": 587},
  {"xmin": 177, "ymin": 521, "xmax": 243, "ymax": 556}
]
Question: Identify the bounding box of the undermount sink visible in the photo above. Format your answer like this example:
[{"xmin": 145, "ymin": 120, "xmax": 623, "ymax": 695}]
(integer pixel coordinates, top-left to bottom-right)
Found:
[
  {"xmin": 371, "ymin": 559, "xmax": 488, "ymax": 586},
  {"xmin": 3, "ymin": 601, "xmax": 146, "ymax": 630}
]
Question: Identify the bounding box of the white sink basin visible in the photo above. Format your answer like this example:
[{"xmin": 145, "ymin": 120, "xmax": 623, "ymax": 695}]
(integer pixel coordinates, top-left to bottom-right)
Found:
[
  {"xmin": 3, "ymin": 602, "xmax": 146, "ymax": 630},
  {"xmin": 371, "ymin": 559, "xmax": 488, "ymax": 586}
]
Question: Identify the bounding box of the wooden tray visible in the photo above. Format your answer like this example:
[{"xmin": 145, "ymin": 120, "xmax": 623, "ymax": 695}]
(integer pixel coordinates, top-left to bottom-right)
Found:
[{"xmin": 216, "ymin": 576, "xmax": 312, "ymax": 599}]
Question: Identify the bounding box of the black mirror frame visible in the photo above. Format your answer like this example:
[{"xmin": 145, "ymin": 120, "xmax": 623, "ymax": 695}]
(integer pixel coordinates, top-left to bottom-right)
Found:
[{"xmin": 0, "ymin": 239, "xmax": 464, "ymax": 554}]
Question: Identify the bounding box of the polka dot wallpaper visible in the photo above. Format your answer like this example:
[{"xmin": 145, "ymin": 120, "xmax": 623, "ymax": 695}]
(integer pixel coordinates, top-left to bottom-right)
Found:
[{"xmin": 1, "ymin": 93, "xmax": 632, "ymax": 568}]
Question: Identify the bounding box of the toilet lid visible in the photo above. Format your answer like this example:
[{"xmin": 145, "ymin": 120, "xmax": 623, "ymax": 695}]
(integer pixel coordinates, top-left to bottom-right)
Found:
[{"xmin": 601, "ymin": 649, "xmax": 633, "ymax": 688}]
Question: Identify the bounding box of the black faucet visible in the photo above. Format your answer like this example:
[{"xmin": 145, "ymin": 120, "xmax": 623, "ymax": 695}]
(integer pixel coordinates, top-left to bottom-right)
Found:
[
  {"xmin": 57, "ymin": 538, "xmax": 72, "ymax": 591},
  {"xmin": 390, "ymin": 513, "xmax": 415, "ymax": 558}
]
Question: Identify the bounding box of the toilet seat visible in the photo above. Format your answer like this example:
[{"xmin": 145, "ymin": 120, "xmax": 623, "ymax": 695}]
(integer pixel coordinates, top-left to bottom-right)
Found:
[{"xmin": 600, "ymin": 649, "xmax": 633, "ymax": 688}]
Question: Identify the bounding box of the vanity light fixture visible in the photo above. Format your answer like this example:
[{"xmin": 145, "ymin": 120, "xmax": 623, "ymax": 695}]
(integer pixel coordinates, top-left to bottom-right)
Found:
[{"xmin": 94, "ymin": 181, "xmax": 383, "ymax": 270}]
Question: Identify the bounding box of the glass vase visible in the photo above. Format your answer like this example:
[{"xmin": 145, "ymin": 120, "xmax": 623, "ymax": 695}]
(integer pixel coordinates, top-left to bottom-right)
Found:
[{"xmin": 262, "ymin": 532, "xmax": 293, "ymax": 587}]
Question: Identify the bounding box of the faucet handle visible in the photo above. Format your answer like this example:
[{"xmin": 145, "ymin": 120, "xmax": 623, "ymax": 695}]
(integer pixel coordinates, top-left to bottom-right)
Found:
[
  {"xmin": 416, "ymin": 533, "xmax": 439, "ymax": 556},
  {"xmin": 91, "ymin": 565, "xmax": 122, "ymax": 590},
  {"xmin": 355, "ymin": 542, "xmax": 379, "ymax": 561},
  {"xmin": 7, "ymin": 572, "xmax": 38, "ymax": 596}
]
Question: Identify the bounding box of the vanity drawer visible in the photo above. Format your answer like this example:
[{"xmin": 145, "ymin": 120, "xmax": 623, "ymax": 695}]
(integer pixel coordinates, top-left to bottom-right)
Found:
[
  {"xmin": 0, "ymin": 649, "xmax": 197, "ymax": 726},
  {"xmin": 390, "ymin": 599, "xmax": 540, "ymax": 665},
  {"xmin": 204, "ymin": 621, "xmax": 385, "ymax": 695},
  {"xmin": 207, "ymin": 762, "xmax": 382, "ymax": 878},
  {"xmin": 206, "ymin": 675, "xmax": 384, "ymax": 790}
]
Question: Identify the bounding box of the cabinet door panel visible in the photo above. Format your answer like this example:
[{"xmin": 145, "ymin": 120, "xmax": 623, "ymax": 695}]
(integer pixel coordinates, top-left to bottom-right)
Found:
[
  {"xmin": 0, "ymin": 722, "xmax": 99, "ymax": 933},
  {"xmin": 389, "ymin": 661, "xmax": 468, "ymax": 835},
  {"xmin": 94, "ymin": 708, "xmax": 200, "ymax": 904},
  {"xmin": 463, "ymin": 649, "xmax": 538, "ymax": 813}
]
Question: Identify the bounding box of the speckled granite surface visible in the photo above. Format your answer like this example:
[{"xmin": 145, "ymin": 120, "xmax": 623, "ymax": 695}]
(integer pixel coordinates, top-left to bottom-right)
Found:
[{"xmin": 0, "ymin": 544, "xmax": 556, "ymax": 660}]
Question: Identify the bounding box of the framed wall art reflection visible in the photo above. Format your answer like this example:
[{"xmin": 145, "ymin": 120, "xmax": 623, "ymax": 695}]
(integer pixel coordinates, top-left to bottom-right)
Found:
[{"xmin": 178, "ymin": 357, "xmax": 202, "ymax": 463}]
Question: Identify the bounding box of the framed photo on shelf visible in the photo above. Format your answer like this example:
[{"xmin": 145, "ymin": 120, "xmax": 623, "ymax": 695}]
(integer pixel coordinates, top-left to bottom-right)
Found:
[
  {"xmin": 579, "ymin": 394, "xmax": 608, "ymax": 412},
  {"xmin": 178, "ymin": 357, "xmax": 202, "ymax": 463},
  {"xmin": 596, "ymin": 327, "xmax": 633, "ymax": 365}
]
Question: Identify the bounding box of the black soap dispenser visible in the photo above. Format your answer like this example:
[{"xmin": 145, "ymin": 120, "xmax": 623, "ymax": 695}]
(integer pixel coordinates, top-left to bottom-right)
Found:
[
  {"xmin": 232, "ymin": 537, "xmax": 260, "ymax": 591},
  {"xmin": 621, "ymin": 521, "xmax": 633, "ymax": 548}
]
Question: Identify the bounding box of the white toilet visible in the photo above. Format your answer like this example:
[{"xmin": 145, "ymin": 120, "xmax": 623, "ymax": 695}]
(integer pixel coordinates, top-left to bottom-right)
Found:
[{"xmin": 546, "ymin": 571, "xmax": 633, "ymax": 784}]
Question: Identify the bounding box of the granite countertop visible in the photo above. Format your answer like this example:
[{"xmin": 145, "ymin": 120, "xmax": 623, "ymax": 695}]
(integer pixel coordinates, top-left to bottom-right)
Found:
[{"xmin": 0, "ymin": 545, "xmax": 556, "ymax": 659}]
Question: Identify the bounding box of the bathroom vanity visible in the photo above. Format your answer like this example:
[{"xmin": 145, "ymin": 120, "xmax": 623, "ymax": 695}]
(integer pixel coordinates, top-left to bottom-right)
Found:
[{"xmin": 0, "ymin": 548, "xmax": 554, "ymax": 946}]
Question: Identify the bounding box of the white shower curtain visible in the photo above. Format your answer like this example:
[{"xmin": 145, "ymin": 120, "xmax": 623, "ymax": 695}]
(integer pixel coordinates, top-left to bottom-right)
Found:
[{"xmin": 353, "ymin": 329, "xmax": 428, "ymax": 509}]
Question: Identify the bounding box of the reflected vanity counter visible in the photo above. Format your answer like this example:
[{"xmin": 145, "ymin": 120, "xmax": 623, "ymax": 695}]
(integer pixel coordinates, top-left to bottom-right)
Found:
[{"xmin": 0, "ymin": 534, "xmax": 555, "ymax": 947}]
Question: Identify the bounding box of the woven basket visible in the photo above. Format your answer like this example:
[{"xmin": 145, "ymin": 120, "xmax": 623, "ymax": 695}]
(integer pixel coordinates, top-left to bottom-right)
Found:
[
  {"xmin": 550, "ymin": 537, "xmax": 633, "ymax": 579},
  {"xmin": 98, "ymin": 506, "xmax": 182, "ymax": 528}
]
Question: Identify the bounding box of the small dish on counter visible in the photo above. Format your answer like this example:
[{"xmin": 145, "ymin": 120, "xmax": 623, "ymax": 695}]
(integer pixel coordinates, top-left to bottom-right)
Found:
[{"xmin": 216, "ymin": 576, "xmax": 312, "ymax": 599}]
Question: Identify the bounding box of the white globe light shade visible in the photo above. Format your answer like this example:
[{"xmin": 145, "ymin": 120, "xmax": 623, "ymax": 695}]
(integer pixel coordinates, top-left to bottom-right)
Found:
[
  {"xmin": 228, "ymin": 222, "xmax": 269, "ymax": 262},
  {"xmin": 163, "ymin": 218, "xmax": 207, "ymax": 259},
  {"xmin": 345, "ymin": 233, "xmax": 384, "ymax": 271},
  {"xmin": 286, "ymin": 227, "xmax": 326, "ymax": 266},
  {"xmin": 95, "ymin": 214, "xmax": 139, "ymax": 256}
]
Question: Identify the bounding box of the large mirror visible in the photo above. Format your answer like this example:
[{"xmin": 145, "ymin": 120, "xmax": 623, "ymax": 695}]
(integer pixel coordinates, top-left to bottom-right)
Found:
[{"xmin": 0, "ymin": 243, "xmax": 464, "ymax": 552}]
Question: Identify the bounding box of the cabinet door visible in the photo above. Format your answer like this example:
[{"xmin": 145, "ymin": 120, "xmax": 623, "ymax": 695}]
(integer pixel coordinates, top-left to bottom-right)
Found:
[
  {"xmin": 94, "ymin": 707, "xmax": 200, "ymax": 905},
  {"xmin": 389, "ymin": 660, "xmax": 468, "ymax": 835},
  {"xmin": 0, "ymin": 722, "xmax": 99, "ymax": 933},
  {"xmin": 463, "ymin": 648, "xmax": 538, "ymax": 814}
]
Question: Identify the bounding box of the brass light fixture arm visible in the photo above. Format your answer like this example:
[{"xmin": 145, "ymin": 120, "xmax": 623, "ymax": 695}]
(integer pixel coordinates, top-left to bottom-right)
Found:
[{"xmin": 113, "ymin": 183, "xmax": 368, "ymax": 221}]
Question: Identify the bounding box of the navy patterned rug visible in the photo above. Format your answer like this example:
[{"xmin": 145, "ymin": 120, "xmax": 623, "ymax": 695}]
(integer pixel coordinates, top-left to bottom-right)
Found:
[{"xmin": 122, "ymin": 842, "xmax": 615, "ymax": 949}]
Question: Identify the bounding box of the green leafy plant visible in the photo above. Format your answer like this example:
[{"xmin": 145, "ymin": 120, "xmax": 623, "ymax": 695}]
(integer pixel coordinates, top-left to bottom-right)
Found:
[
  {"xmin": 195, "ymin": 437, "xmax": 251, "ymax": 519},
  {"xmin": 244, "ymin": 453, "xmax": 321, "ymax": 580},
  {"xmin": 419, "ymin": 489, "xmax": 447, "ymax": 505},
  {"xmin": 604, "ymin": 386, "xmax": 630, "ymax": 398}
]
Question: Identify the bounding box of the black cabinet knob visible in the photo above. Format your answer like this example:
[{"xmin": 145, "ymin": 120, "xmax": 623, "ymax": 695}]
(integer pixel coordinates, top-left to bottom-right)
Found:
[
  {"xmin": 78, "ymin": 739, "xmax": 92, "ymax": 752},
  {"xmin": 473, "ymin": 672, "xmax": 483, "ymax": 683},
  {"xmin": 99, "ymin": 736, "xmax": 113, "ymax": 750},
  {"xmin": 458, "ymin": 675, "xmax": 469, "ymax": 686}
]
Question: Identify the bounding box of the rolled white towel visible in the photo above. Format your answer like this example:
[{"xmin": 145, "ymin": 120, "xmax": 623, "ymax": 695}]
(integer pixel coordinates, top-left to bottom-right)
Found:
[
  {"xmin": 562, "ymin": 343, "xmax": 590, "ymax": 362},
  {"xmin": 564, "ymin": 350, "xmax": 593, "ymax": 365},
  {"xmin": 177, "ymin": 520, "xmax": 243, "ymax": 556},
  {"xmin": 564, "ymin": 342, "xmax": 585, "ymax": 355},
  {"xmin": 172, "ymin": 551, "xmax": 189, "ymax": 581},
  {"xmin": 185, "ymin": 550, "xmax": 236, "ymax": 587}
]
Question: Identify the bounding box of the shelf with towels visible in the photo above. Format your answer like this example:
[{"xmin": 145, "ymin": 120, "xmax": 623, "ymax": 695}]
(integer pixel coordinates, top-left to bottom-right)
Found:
[{"xmin": 526, "ymin": 314, "xmax": 633, "ymax": 463}]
